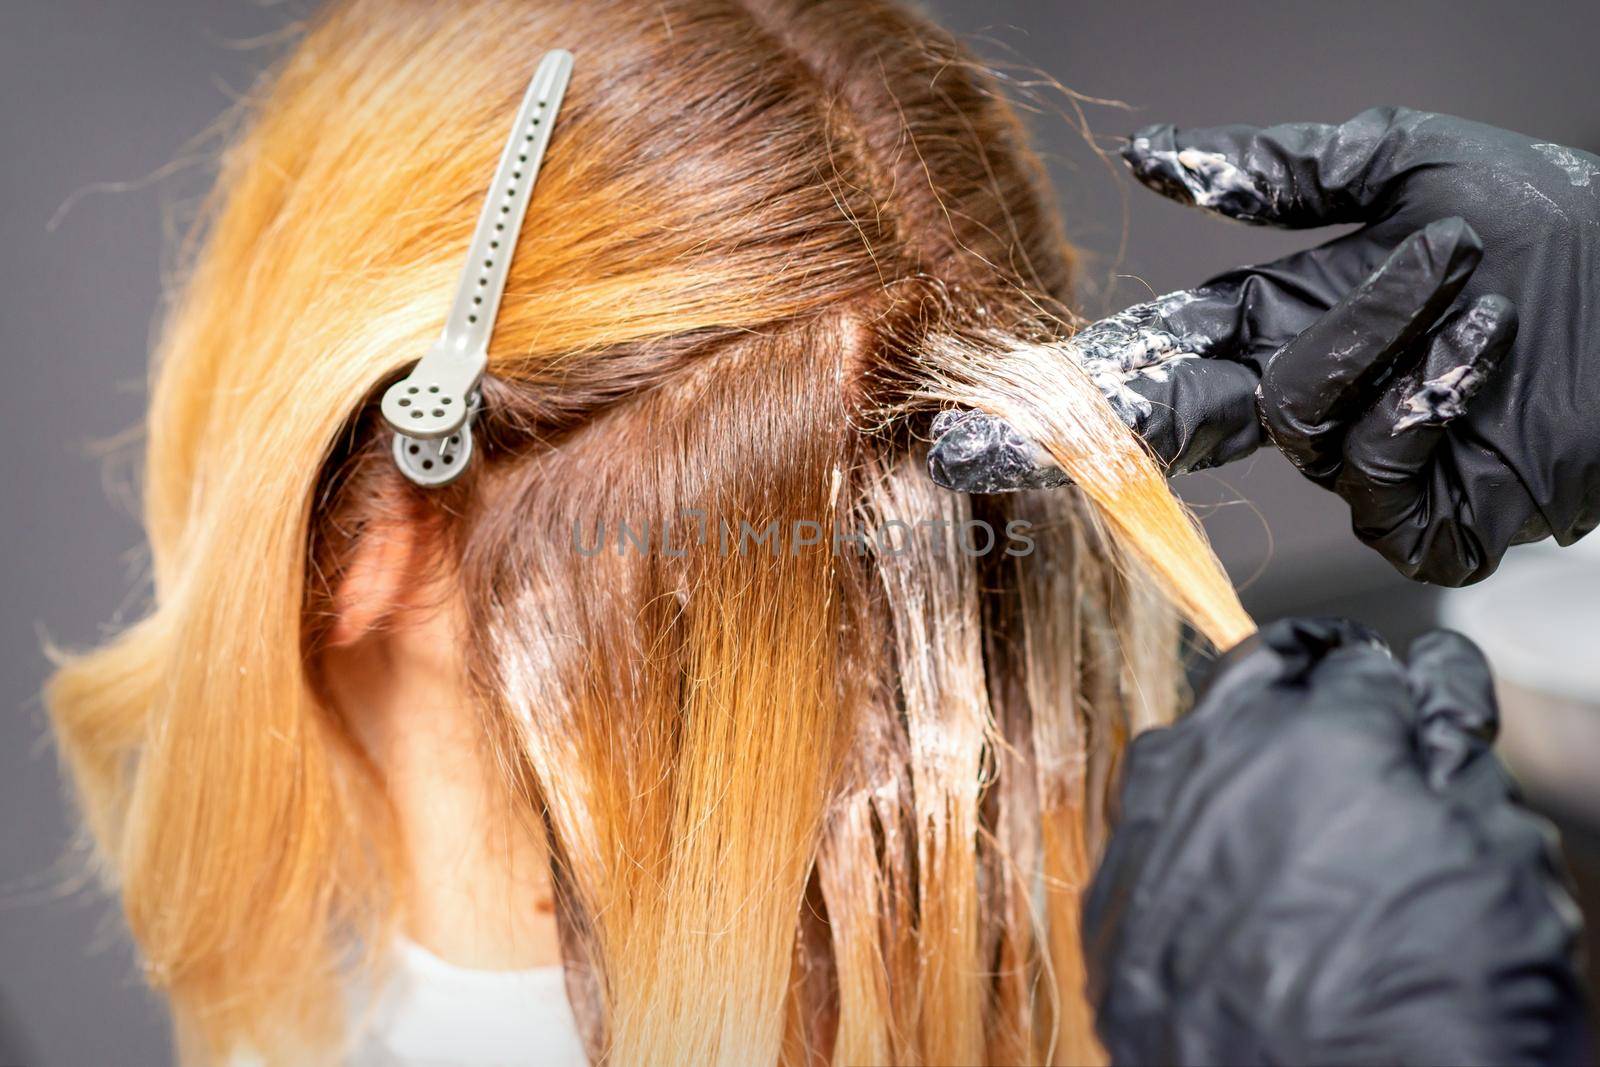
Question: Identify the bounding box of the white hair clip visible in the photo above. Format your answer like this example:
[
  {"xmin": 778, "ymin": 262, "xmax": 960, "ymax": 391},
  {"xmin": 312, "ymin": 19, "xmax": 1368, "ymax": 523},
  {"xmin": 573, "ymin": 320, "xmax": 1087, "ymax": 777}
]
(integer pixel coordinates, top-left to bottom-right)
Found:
[{"xmin": 381, "ymin": 49, "xmax": 574, "ymax": 486}]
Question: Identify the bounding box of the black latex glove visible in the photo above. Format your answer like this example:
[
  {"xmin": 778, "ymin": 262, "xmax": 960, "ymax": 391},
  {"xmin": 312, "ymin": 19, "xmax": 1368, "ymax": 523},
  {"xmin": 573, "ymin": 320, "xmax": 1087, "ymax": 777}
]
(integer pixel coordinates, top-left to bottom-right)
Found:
[
  {"xmin": 930, "ymin": 109, "xmax": 1600, "ymax": 585},
  {"xmin": 1084, "ymin": 617, "xmax": 1590, "ymax": 1067}
]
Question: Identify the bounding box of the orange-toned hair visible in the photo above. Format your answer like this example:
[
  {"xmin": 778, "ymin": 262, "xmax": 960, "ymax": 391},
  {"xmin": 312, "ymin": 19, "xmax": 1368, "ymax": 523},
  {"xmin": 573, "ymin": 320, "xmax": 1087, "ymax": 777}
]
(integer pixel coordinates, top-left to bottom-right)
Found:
[{"xmin": 46, "ymin": 0, "xmax": 1248, "ymax": 1062}]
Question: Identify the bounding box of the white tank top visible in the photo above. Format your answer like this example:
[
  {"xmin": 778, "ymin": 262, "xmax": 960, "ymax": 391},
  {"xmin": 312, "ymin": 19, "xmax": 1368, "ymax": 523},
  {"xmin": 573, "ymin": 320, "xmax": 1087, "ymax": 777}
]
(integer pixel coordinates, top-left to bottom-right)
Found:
[{"xmin": 345, "ymin": 939, "xmax": 588, "ymax": 1066}]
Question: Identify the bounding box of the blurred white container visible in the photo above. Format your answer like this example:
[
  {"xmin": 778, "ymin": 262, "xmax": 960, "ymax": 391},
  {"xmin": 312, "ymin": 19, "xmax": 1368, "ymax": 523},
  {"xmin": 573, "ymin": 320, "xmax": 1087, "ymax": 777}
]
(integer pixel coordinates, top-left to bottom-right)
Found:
[{"xmin": 1439, "ymin": 536, "xmax": 1600, "ymax": 820}]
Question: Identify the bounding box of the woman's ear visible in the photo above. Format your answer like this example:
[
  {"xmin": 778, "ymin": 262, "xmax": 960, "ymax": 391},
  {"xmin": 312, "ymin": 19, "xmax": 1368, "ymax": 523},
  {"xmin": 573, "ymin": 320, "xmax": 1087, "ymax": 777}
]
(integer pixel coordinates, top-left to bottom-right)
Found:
[{"xmin": 326, "ymin": 509, "xmax": 433, "ymax": 649}]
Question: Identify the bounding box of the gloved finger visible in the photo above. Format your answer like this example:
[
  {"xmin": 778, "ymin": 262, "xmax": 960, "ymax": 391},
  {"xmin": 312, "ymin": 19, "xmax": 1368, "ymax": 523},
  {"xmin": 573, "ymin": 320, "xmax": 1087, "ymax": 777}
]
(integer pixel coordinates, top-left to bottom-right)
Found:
[
  {"xmin": 1069, "ymin": 229, "xmax": 1402, "ymax": 382},
  {"xmin": 1123, "ymin": 107, "xmax": 1425, "ymax": 228},
  {"xmin": 1123, "ymin": 356, "xmax": 1263, "ymax": 474},
  {"xmin": 1259, "ymin": 217, "xmax": 1482, "ymax": 483},
  {"xmin": 928, "ymin": 353, "xmax": 1264, "ymax": 492},
  {"xmin": 1392, "ymin": 294, "xmax": 1518, "ymax": 433},
  {"xmin": 927, "ymin": 235, "xmax": 1392, "ymax": 494},
  {"xmin": 926, "ymin": 409, "xmax": 1070, "ymax": 493},
  {"xmin": 1403, "ymin": 629, "xmax": 1502, "ymax": 794},
  {"xmin": 1336, "ymin": 294, "xmax": 1517, "ymax": 531},
  {"xmin": 1122, "ymin": 230, "xmax": 1396, "ymax": 372},
  {"xmin": 926, "ymin": 280, "xmax": 1268, "ymax": 491},
  {"xmin": 928, "ymin": 225, "xmax": 1417, "ymax": 494}
]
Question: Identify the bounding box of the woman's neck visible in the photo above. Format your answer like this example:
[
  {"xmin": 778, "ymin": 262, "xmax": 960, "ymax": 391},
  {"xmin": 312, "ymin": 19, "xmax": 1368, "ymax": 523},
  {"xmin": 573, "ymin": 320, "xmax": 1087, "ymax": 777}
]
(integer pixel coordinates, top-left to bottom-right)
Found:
[{"xmin": 325, "ymin": 605, "xmax": 562, "ymax": 971}]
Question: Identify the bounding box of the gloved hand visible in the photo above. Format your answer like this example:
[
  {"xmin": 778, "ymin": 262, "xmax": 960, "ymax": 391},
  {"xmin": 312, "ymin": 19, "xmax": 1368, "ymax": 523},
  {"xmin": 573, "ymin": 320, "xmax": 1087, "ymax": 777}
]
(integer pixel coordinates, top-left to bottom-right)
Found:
[
  {"xmin": 931, "ymin": 109, "xmax": 1600, "ymax": 586},
  {"xmin": 1083, "ymin": 617, "xmax": 1590, "ymax": 1067}
]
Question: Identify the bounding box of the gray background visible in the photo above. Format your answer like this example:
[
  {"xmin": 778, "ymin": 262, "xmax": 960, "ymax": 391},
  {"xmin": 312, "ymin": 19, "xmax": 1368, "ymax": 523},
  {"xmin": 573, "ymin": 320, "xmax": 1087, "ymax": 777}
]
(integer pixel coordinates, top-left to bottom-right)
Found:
[{"xmin": 2, "ymin": 1, "xmax": 1596, "ymax": 1062}]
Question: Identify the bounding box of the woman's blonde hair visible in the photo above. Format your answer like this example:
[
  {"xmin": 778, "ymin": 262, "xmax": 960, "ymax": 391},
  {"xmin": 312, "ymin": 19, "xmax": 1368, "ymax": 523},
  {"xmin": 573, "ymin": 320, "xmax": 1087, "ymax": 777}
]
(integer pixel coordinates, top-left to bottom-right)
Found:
[{"xmin": 47, "ymin": 0, "xmax": 1249, "ymax": 1062}]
